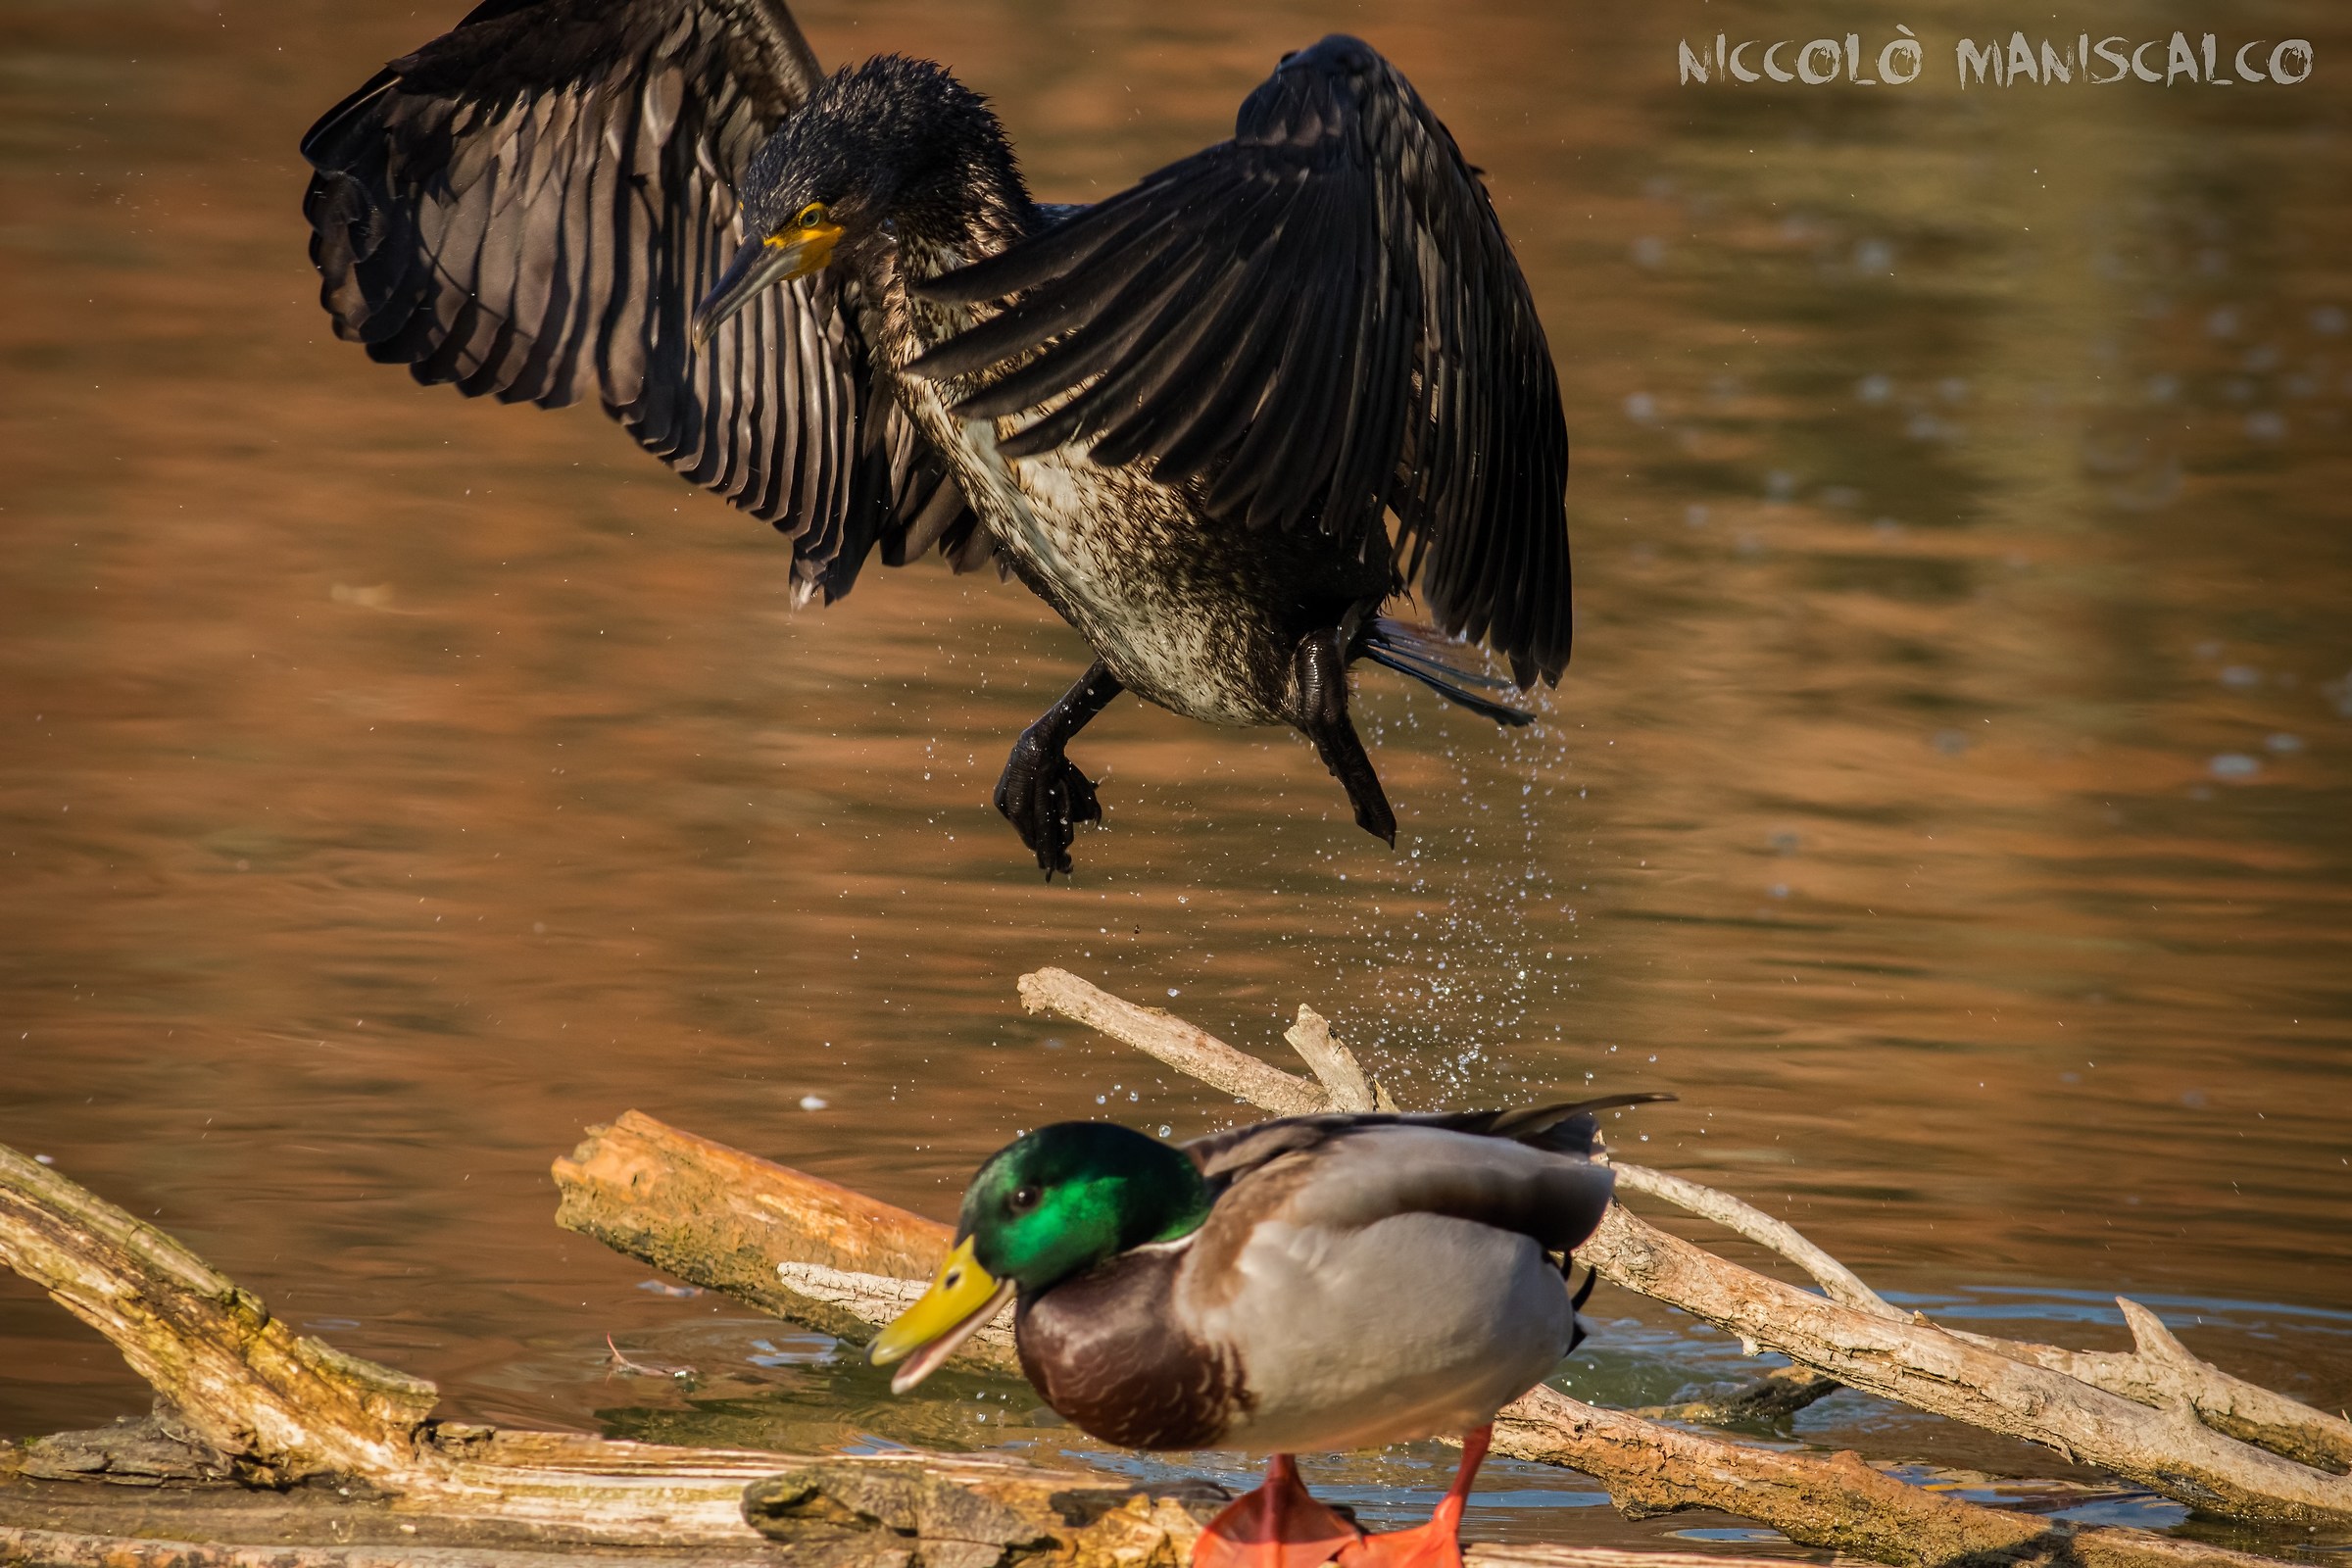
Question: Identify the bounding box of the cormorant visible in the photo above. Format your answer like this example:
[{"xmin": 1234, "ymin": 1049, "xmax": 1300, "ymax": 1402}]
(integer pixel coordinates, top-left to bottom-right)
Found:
[{"xmin": 302, "ymin": 0, "xmax": 1572, "ymax": 877}]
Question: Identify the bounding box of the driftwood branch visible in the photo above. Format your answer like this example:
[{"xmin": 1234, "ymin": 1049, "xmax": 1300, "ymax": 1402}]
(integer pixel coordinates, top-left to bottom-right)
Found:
[
  {"xmin": 1492, "ymin": 1388, "xmax": 2292, "ymax": 1568},
  {"xmin": 1018, "ymin": 968, "xmax": 1331, "ymax": 1116},
  {"xmin": 1946, "ymin": 1303, "xmax": 2352, "ymax": 1475},
  {"xmin": 1014, "ymin": 970, "xmax": 2352, "ymax": 1526},
  {"xmin": 1576, "ymin": 1204, "xmax": 2352, "ymax": 1521},
  {"xmin": 0, "ymin": 1143, "xmax": 437, "ymax": 1487},
  {"xmin": 1579, "ymin": 1167, "xmax": 1870, "ymax": 1423}
]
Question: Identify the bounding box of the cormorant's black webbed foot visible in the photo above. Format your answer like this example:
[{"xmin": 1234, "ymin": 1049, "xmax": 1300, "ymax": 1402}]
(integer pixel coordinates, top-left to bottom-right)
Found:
[
  {"xmin": 995, "ymin": 661, "xmax": 1124, "ymax": 880},
  {"xmin": 1291, "ymin": 631, "xmax": 1396, "ymax": 846},
  {"xmin": 997, "ymin": 744, "xmax": 1102, "ymax": 878}
]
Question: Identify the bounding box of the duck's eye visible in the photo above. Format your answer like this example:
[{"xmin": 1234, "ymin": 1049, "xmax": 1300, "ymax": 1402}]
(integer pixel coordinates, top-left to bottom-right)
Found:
[
  {"xmin": 1008, "ymin": 1184, "xmax": 1041, "ymax": 1213},
  {"xmin": 796, "ymin": 202, "xmax": 828, "ymax": 229}
]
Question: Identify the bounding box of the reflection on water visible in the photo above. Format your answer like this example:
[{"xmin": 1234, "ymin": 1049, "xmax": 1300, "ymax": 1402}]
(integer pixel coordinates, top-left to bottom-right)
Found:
[{"xmin": 2, "ymin": 0, "xmax": 2348, "ymax": 1552}]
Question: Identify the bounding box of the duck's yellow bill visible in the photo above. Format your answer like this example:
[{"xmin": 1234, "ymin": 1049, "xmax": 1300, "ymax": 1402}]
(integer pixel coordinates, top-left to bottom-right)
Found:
[{"xmin": 867, "ymin": 1237, "xmax": 1014, "ymax": 1395}]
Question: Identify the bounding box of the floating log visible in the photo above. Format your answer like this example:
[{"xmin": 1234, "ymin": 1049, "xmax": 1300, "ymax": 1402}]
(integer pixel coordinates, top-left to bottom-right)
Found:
[
  {"xmin": 550, "ymin": 1109, "xmax": 1012, "ymax": 1369},
  {"xmin": 0, "ymin": 1137, "xmax": 1788, "ymax": 1568}
]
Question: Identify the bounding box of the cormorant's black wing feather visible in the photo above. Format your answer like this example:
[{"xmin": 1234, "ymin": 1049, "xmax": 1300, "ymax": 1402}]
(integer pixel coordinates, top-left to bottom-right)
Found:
[
  {"xmin": 913, "ymin": 35, "xmax": 1569, "ymax": 681},
  {"xmin": 300, "ymin": 0, "xmax": 983, "ymax": 601}
]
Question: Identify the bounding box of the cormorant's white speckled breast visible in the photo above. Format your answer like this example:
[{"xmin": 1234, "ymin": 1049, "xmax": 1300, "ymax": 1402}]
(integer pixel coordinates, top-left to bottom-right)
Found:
[{"xmin": 862, "ymin": 233, "xmax": 1387, "ymax": 728}]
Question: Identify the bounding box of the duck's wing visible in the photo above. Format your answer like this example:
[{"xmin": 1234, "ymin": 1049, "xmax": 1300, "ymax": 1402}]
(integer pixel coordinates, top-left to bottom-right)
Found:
[
  {"xmin": 910, "ymin": 34, "xmax": 1569, "ymax": 682},
  {"xmin": 1184, "ymin": 1095, "xmax": 1669, "ymax": 1252},
  {"xmin": 1185, "ymin": 1094, "xmax": 1670, "ymax": 1183},
  {"xmin": 1201, "ymin": 1121, "xmax": 1611, "ymax": 1255},
  {"xmin": 300, "ymin": 0, "xmax": 985, "ymax": 603}
]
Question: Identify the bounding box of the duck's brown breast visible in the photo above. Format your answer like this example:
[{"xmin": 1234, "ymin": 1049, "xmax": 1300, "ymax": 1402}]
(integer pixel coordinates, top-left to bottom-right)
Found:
[{"xmin": 1014, "ymin": 1245, "xmax": 1249, "ymax": 1451}]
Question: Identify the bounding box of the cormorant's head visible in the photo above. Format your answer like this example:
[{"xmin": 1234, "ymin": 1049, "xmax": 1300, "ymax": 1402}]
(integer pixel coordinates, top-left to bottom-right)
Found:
[
  {"xmin": 692, "ymin": 56, "xmax": 1022, "ymax": 348},
  {"xmin": 863, "ymin": 1122, "xmax": 1208, "ymax": 1393}
]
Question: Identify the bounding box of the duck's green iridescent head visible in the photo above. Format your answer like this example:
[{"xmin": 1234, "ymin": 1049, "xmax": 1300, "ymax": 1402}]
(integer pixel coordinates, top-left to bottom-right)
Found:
[
  {"xmin": 959, "ymin": 1121, "xmax": 1210, "ymax": 1285},
  {"xmin": 867, "ymin": 1122, "xmax": 1208, "ymax": 1393}
]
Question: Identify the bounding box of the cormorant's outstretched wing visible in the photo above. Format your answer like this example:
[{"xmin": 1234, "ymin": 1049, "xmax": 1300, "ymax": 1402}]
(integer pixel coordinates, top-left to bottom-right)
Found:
[
  {"xmin": 911, "ymin": 34, "xmax": 1569, "ymax": 681},
  {"xmin": 300, "ymin": 0, "xmax": 984, "ymax": 602}
]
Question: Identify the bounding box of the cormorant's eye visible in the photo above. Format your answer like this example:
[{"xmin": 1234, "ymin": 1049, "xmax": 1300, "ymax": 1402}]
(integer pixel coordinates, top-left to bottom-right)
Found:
[
  {"xmin": 1008, "ymin": 1184, "xmax": 1041, "ymax": 1214},
  {"xmin": 796, "ymin": 202, "xmax": 828, "ymax": 229}
]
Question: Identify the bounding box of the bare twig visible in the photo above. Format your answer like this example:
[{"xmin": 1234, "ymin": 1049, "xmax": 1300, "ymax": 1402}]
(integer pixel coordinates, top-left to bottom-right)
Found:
[
  {"xmin": 1018, "ymin": 968, "xmax": 1331, "ymax": 1116},
  {"xmin": 1605, "ymin": 1164, "xmax": 1892, "ymax": 1317},
  {"xmin": 1282, "ymin": 1006, "xmax": 1379, "ymax": 1113},
  {"xmin": 1632, "ymin": 1364, "xmax": 1844, "ymax": 1425}
]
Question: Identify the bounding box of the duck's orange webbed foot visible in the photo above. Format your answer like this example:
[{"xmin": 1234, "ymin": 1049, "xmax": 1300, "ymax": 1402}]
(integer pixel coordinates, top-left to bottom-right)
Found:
[
  {"xmin": 1192, "ymin": 1453, "xmax": 1363, "ymax": 1568},
  {"xmin": 1336, "ymin": 1425, "xmax": 1492, "ymax": 1568}
]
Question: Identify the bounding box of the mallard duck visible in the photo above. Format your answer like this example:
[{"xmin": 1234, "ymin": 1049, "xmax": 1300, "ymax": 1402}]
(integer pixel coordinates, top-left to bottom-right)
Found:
[
  {"xmin": 869, "ymin": 1099, "xmax": 1666, "ymax": 1568},
  {"xmin": 301, "ymin": 1, "xmax": 1572, "ymax": 879}
]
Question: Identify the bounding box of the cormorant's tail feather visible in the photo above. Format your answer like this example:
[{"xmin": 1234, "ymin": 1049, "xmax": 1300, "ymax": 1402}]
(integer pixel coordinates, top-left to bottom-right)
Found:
[{"xmin": 1360, "ymin": 618, "xmax": 1536, "ymax": 726}]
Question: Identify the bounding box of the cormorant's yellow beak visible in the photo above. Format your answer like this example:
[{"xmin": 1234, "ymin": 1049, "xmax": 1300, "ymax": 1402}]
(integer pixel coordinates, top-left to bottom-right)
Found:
[
  {"xmin": 867, "ymin": 1237, "xmax": 1014, "ymax": 1395},
  {"xmin": 690, "ymin": 221, "xmax": 845, "ymax": 350}
]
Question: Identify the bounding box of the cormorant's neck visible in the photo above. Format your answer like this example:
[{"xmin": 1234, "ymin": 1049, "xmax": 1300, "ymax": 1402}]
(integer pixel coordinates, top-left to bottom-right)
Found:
[
  {"xmin": 858, "ymin": 139, "xmax": 1038, "ymax": 371},
  {"xmin": 815, "ymin": 61, "xmax": 1038, "ymax": 374},
  {"xmin": 870, "ymin": 79, "xmax": 1035, "ymax": 286}
]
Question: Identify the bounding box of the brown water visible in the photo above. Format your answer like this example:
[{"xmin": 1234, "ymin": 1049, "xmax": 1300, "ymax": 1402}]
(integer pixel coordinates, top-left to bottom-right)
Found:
[{"xmin": 3, "ymin": 0, "xmax": 2350, "ymax": 1552}]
